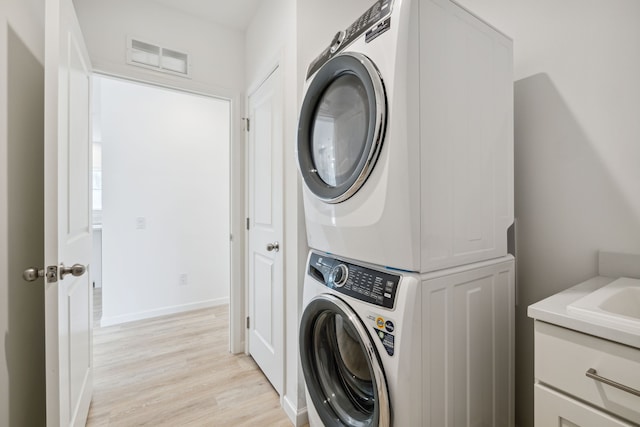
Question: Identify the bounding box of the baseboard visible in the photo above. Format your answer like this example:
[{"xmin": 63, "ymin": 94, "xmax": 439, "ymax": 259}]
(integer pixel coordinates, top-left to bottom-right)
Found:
[
  {"xmin": 283, "ymin": 395, "xmax": 308, "ymax": 427},
  {"xmin": 100, "ymin": 297, "xmax": 229, "ymax": 327}
]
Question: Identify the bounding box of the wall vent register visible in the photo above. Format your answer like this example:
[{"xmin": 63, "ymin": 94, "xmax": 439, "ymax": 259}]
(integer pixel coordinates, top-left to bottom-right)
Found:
[{"xmin": 127, "ymin": 37, "xmax": 191, "ymax": 77}]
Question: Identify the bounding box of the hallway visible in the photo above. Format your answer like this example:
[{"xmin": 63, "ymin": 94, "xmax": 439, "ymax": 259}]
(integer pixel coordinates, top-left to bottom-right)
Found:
[{"xmin": 87, "ymin": 305, "xmax": 291, "ymax": 426}]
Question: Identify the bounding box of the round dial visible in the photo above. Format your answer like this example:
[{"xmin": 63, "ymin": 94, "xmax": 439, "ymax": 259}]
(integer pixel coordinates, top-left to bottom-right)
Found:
[
  {"xmin": 330, "ymin": 264, "xmax": 349, "ymax": 287},
  {"xmin": 330, "ymin": 30, "xmax": 346, "ymax": 54}
]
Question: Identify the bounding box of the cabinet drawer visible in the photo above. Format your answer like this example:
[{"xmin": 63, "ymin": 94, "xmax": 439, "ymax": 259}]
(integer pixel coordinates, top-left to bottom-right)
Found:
[
  {"xmin": 535, "ymin": 384, "xmax": 634, "ymax": 427},
  {"xmin": 535, "ymin": 321, "xmax": 640, "ymax": 424}
]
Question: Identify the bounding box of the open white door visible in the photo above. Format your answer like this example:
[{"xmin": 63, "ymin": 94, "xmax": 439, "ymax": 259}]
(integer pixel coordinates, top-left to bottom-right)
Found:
[
  {"xmin": 44, "ymin": 0, "xmax": 93, "ymax": 425},
  {"xmin": 247, "ymin": 66, "xmax": 284, "ymax": 395}
]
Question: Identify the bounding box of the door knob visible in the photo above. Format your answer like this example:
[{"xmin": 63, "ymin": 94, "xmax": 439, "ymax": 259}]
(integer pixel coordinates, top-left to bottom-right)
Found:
[
  {"xmin": 60, "ymin": 263, "xmax": 87, "ymax": 279},
  {"xmin": 23, "ymin": 265, "xmax": 59, "ymax": 283},
  {"xmin": 266, "ymin": 242, "xmax": 280, "ymax": 252},
  {"xmin": 23, "ymin": 267, "xmax": 45, "ymax": 282}
]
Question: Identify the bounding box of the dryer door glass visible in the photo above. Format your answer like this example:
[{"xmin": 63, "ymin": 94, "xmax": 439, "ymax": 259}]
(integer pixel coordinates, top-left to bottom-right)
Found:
[
  {"xmin": 298, "ymin": 52, "xmax": 386, "ymax": 204},
  {"xmin": 299, "ymin": 294, "xmax": 390, "ymax": 427},
  {"xmin": 311, "ymin": 74, "xmax": 369, "ymax": 187}
]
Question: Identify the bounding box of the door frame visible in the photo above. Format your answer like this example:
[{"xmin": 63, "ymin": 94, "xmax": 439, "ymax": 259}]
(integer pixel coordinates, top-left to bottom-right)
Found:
[{"xmin": 90, "ymin": 69, "xmax": 245, "ymax": 353}]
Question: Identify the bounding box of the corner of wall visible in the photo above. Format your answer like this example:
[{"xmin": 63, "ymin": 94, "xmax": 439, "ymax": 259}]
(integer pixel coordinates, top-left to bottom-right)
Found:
[{"xmin": 283, "ymin": 394, "xmax": 308, "ymax": 427}]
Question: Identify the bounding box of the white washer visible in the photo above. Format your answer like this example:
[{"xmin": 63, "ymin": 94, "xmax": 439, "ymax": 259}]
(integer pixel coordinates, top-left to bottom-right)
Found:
[
  {"xmin": 297, "ymin": 0, "xmax": 514, "ymax": 273},
  {"xmin": 299, "ymin": 250, "xmax": 515, "ymax": 426}
]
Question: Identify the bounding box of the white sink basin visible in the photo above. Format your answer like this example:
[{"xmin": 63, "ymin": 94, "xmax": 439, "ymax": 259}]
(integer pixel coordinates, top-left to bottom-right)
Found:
[{"xmin": 567, "ymin": 277, "xmax": 640, "ymax": 334}]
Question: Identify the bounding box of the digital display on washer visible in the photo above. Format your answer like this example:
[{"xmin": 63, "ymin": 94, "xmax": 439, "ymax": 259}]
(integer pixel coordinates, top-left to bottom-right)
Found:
[
  {"xmin": 308, "ymin": 252, "xmax": 400, "ymax": 309},
  {"xmin": 305, "ymin": 0, "xmax": 394, "ymax": 79}
]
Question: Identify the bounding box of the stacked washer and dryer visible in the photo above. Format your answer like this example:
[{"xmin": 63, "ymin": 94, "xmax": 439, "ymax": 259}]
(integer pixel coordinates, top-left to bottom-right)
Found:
[{"xmin": 298, "ymin": 0, "xmax": 515, "ymax": 426}]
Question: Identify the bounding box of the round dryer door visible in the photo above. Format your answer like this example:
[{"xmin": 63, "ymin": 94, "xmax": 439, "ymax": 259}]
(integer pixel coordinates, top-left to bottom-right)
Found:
[
  {"xmin": 297, "ymin": 52, "xmax": 387, "ymax": 203},
  {"xmin": 299, "ymin": 294, "xmax": 391, "ymax": 427}
]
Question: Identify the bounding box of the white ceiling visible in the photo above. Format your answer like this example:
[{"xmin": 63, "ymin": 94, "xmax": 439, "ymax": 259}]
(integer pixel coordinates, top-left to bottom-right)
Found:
[{"xmin": 149, "ymin": 0, "xmax": 262, "ymax": 31}]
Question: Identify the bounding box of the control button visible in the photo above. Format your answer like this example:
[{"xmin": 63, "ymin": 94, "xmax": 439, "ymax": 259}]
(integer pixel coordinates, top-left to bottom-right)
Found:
[
  {"xmin": 384, "ymin": 292, "xmax": 392, "ymax": 299},
  {"xmin": 330, "ymin": 264, "xmax": 348, "ymax": 287},
  {"xmin": 376, "ymin": 317, "xmax": 385, "ymax": 329}
]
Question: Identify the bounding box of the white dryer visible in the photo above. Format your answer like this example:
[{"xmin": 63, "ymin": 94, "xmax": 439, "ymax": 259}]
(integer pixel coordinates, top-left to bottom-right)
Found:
[
  {"xmin": 297, "ymin": 0, "xmax": 514, "ymax": 273},
  {"xmin": 299, "ymin": 250, "xmax": 515, "ymax": 426}
]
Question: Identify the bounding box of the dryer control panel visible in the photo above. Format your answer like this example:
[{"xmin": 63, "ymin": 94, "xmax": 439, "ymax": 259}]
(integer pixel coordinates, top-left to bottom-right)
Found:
[
  {"xmin": 308, "ymin": 251, "xmax": 400, "ymax": 309},
  {"xmin": 306, "ymin": 0, "xmax": 394, "ymax": 79}
]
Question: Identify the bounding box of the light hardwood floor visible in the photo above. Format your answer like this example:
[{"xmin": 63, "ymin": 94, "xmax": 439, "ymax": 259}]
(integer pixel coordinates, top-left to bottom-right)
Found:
[{"xmin": 87, "ymin": 300, "xmax": 292, "ymax": 426}]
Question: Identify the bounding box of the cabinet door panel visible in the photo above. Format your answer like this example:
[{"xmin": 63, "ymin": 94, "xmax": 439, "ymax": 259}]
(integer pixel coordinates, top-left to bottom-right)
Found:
[
  {"xmin": 535, "ymin": 322, "xmax": 640, "ymax": 423},
  {"xmin": 535, "ymin": 384, "xmax": 634, "ymax": 427}
]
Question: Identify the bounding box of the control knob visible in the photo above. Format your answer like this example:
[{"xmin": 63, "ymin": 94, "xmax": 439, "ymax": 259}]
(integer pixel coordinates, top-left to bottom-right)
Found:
[
  {"xmin": 330, "ymin": 264, "xmax": 349, "ymax": 287},
  {"xmin": 329, "ymin": 31, "xmax": 346, "ymax": 54}
]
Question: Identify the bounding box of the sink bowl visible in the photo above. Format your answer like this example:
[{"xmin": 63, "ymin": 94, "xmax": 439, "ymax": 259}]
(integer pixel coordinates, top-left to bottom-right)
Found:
[
  {"xmin": 599, "ymin": 286, "xmax": 640, "ymax": 318},
  {"xmin": 567, "ymin": 277, "xmax": 640, "ymax": 334}
]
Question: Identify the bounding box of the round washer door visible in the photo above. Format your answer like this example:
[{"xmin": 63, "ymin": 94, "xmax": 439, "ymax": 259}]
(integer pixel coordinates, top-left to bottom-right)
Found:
[
  {"xmin": 299, "ymin": 294, "xmax": 391, "ymax": 427},
  {"xmin": 297, "ymin": 52, "xmax": 387, "ymax": 204}
]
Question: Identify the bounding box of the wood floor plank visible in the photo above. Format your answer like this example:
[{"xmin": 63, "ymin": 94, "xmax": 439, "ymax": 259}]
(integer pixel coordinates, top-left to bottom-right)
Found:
[{"xmin": 87, "ymin": 304, "xmax": 292, "ymax": 426}]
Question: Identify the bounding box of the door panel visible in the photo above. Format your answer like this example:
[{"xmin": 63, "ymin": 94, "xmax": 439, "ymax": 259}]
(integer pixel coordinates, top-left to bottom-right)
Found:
[
  {"xmin": 253, "ymin": 253, "xmax": 274, "ymax": 348},
  {"xmin": 68, "ymin": 280, "xmax": 91, "ymax": 408},
  {"xmin": 67, "ymin": 36, "xmax": 91, "ymax": 235},
  {"xmin": 44, "ymin": 0, "xmax": 93, "ymax": 425},
  {"xmin": 253, "ymin": 112, "xmax": 273, "ymax": 225},
  {"xmin": 247, "ymin": 66, "xmax": 283, "ymax": 395}
]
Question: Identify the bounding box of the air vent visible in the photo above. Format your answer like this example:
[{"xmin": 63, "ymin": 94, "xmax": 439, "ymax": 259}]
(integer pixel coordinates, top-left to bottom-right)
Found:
[{"xmin": 127, "ymin": 37, "xmax": 191, "ymax": 78}]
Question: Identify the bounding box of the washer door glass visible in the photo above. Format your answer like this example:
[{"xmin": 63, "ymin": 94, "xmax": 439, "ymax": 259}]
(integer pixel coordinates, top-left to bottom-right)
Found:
[
  {"xmin": 298, "ymin": 53, "xmax": 386, "ymax": 203},
  {"xmin": 299, "ymin": 294, "xmax": 390, "ymax": 427}
]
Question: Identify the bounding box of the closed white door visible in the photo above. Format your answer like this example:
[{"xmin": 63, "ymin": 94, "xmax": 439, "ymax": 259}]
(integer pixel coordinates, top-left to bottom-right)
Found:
[
  {"xmin": 44, "ymin": 0, "xmax": 93, "ymax": 425},
  {"xmin": 247, "ymin": 66, "xmax": 284, "ymax": 394}
]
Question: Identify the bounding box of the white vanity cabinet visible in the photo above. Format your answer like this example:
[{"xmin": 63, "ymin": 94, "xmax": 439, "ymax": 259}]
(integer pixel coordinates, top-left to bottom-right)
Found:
[{"xmin": 533, "ymin": 321, "xmax": 640, "ymax": 426}]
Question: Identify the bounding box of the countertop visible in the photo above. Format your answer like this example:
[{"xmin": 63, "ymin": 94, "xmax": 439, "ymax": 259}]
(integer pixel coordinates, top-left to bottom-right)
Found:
[{"xmin": 528, "ymin": 275, "xmax": 640, "ymax": 350}]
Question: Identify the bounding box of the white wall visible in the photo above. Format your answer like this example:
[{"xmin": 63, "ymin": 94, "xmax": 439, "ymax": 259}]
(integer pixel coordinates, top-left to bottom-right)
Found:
[
  {"xmin": 452, "ymin": 1, "xmax": 640, "ymax": 425},
  {"xmin": 73, "ymin": 0, "xmax": 244, "ymax": 96},
  {"xmin": 0, "ymin": 0, "xmax": 46, "ymax": 424},
  {"xmin": 97, "ymin": 75, "xmax": 231, "ymax": 325}
]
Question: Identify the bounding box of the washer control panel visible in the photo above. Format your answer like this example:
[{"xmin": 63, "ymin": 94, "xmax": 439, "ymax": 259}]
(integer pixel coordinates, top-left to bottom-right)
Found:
[
  {"xmin": 308, "ymin": 251, "xmax": 400, "ymax": 309},
  {"xmin": 306, "ymin": 0, "xmax": 394, "ymax": 79}
]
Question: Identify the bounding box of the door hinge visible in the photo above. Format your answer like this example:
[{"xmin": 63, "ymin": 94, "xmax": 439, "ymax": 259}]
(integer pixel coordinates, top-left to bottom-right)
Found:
[
  {"xmin": 246, "ymin": 316, "xmax": 250, "ymax": 329},
  {"xmin": 246, "ymin": 217, "xmax": 250, "ymax": 230},
  {"xmin": 243, "ymin": 117, "xmax": 250, "ymax": 132}
]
